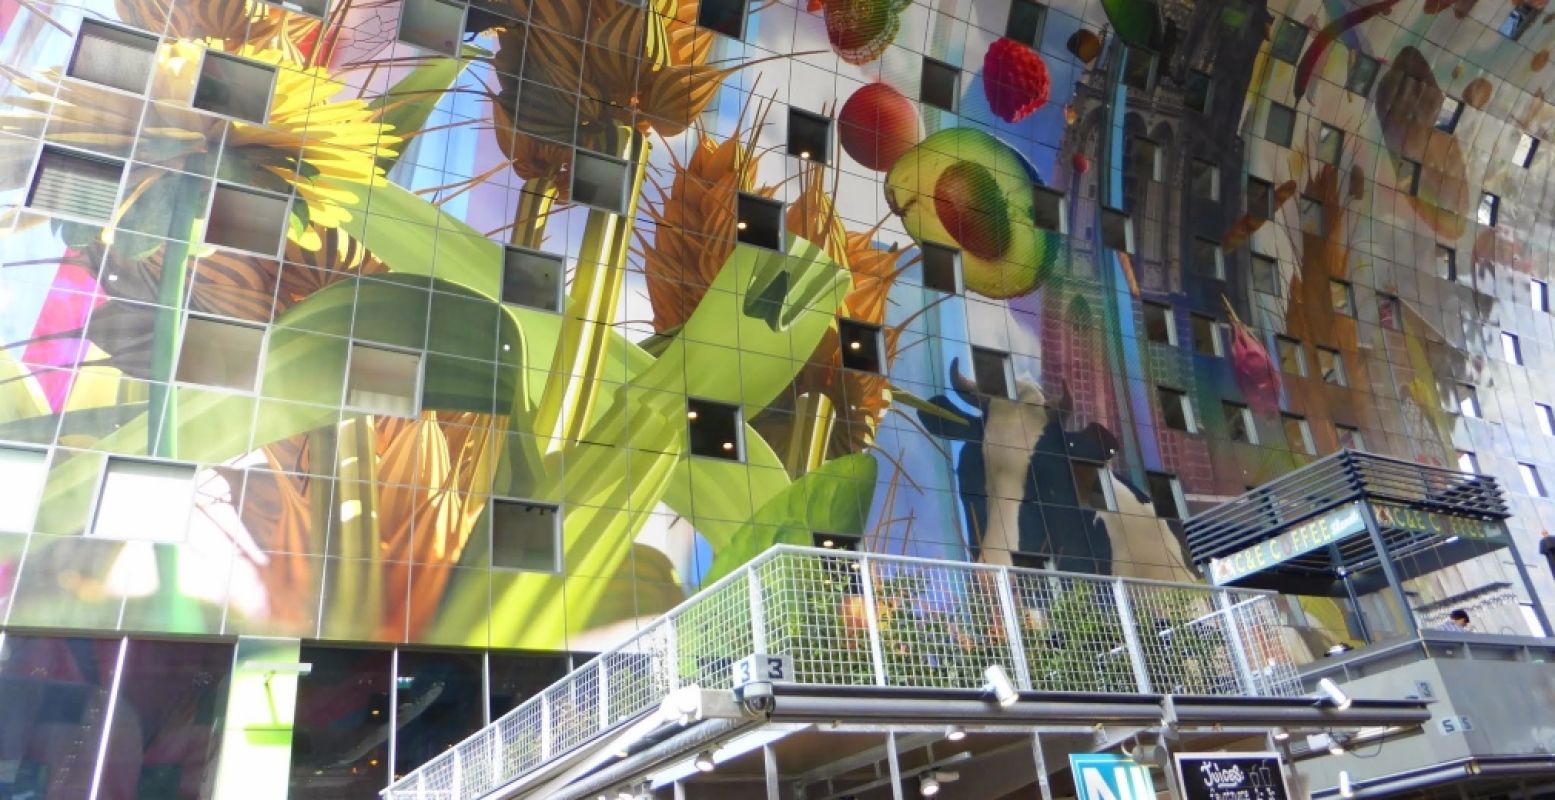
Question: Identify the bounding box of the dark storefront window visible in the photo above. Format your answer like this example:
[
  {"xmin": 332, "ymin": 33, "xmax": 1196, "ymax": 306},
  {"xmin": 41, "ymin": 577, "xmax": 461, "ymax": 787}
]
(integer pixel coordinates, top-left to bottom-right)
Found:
[
  {"xmin": 392, "ymin": 650, "xmax": 485, "ymax": 780},
  {"xmin": 0, "ymin": 635, "xmax": 120, "ymax": 799},
  {"xmin": 99, "ymin": 639, "xmax": 233, "ymax": 800},
  {"xmin": 290, "ymin": 646, "xmax": 392, "ymax": 799},
  {"xmin": 488, "ymin": 651, "xmax": 568, "ymax": 720}
]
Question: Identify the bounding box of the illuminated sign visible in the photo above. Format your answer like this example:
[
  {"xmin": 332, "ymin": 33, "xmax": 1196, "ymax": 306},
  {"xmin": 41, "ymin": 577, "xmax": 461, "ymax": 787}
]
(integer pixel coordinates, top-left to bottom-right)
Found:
[
  {"xmin": 1069, "ymin": 754, "xmax": 1157, "ymax": 800},
  {"xmin": 1369, "ymin": 502, "xmax": 1505, "ymax": 543},
  {"xmin": 1208, "ymin": 504, "xmax": 1365, "ymax": 586}
]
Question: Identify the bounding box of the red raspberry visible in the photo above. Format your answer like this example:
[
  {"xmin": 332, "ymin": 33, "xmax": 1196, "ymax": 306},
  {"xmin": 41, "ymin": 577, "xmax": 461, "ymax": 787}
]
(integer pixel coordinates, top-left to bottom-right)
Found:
[{"xmin": 982, "ymin": 37, "xmax": 1051, "ymax": 123}]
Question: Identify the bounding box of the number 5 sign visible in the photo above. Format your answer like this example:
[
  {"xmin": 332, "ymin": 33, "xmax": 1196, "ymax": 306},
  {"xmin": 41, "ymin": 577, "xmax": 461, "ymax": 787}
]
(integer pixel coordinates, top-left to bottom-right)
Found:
[{"xmin": 732, "ymin": 654, "xmax": 793, "ymax": 688}]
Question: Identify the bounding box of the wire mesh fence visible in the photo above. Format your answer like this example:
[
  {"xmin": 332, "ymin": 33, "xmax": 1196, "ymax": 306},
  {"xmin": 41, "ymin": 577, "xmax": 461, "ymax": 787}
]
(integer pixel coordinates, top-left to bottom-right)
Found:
[{"xmin": 383, "ymin": 546, "xmax": 1307, "ymax": 799}]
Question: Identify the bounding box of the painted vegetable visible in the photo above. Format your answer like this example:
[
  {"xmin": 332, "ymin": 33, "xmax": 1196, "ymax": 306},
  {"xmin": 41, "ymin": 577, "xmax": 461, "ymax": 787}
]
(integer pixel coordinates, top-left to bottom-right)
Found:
[
  {"xmin": 838, "ymin": 82, "xmax": 922, "ymax": 171},
  {"xmin": 983, "ymin": 37, "xmax": 1051, "ymax": 123},
  {"xmin": 1224, "ymin": 298, "xmax": 1281, "ymax": 416}
]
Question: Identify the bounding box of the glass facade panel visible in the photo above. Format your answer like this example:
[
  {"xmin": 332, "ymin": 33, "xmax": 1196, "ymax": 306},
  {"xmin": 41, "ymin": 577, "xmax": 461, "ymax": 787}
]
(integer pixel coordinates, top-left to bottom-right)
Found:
[
  {"xmin": 0, "ymin": 635, "xmax": 120, "ymax": 799},
  {"xmin": 289, "ymin": 646, "xmax": 392, "ymax": 799},
  {"xmin": 99, "ymin": 639, "xmax": 234, "ymax": 800}
]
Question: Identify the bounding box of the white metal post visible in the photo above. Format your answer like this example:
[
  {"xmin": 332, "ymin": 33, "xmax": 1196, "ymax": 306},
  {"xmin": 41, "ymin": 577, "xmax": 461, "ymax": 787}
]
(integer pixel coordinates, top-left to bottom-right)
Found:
[
  {"xmin": 451, "ymin": 746, "xmax": 463, "ymax": 800},
  {"xmin": 540, "ymin": 692, "xmax": 553, "ymax": 761},
  {"xmin": 885, "ymin": 732, "xmax": 905, "ymax": 800},
  {"xmin": 1217, "ymin": 590, "xmax": 1260, "ymax": 695},
  {"xmin": 664, "ymin": 616, "xmax": 681, "ymax": 692},
  {"xmin": 1031, "ymin": 731, "xmax": 1055, "ymax": 800},
  {"xmin": 858, "ymin": 556, "xmax": 891, "ymax": 686},
  {"xmin": 995, "ymin": 567, "xmax": 1033, "ymax": 690},
  {"xmin": 764, "ymin": 744, "xmax": 781, "ymax": 800},
  {"xmin": 598, "ymin": 661, "xmax": 611, "ymax": 730},
  {"xmin": 749, "ymin": 568, "xmax": 769, "ymax": 654},
  {"xmin": 1112, "ymin": 579, "xmax": 1154, "ymax": 693}
]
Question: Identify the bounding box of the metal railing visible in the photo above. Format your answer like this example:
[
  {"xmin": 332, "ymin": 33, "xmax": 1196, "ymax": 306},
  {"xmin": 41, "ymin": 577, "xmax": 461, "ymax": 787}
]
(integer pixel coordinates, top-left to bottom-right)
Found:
[{"xmin": 383, "ymin": 547, "xmax": 1307, "ymax": 800}]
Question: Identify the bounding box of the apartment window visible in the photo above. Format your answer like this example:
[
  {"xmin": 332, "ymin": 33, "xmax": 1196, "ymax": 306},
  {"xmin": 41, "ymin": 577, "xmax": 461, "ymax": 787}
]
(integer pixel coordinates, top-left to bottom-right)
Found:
[
  {"xmin": 736, "ymin": 192, "xmax": 784, "ymax": 249},
  {"xmin": 1327, "ymin": 280, "xmax": 1354, "ymax": 316},
  {"xmin": 346, "ymin": 343, "xmax": 421, "ymax": 417},
  {"xmin": 1101, "ymin": 208, "xmax": 1133, "ymax": 253},
  {"xmin": 1378, "ymin": 294, "xmax": 1401, "ymax": 331},
  {"xmin": 697, "ymin": 0, "xmax": 747, "ymax": 38},
  {"xmin": 491, "ymin": 499, "xmax": 560, "ymax": 572},
  {"xmin": 921, "ymin": 243, "xmax": 961, "ymax": 293},
  {"xmin": 1436, "ymin": 96, "xmax": 1464, "ymax": 132},
  {"xmin": 571, "ymin": 149, "xmax": 630, "ymax": 214},
  {"xmin": 686, "ymin": 397, "xmax": 742, "ymax": 460},
  {"xmin": 1265, "ymin": 102, "xmax": 1296, "ymax": 147},
  {"xmin": 1316, "ymin": 124, "xmax": 1344, "ymax": 165},
  {"xmin": 1520, "ymin": 462, "xmax": 1546, "ymax": 497},
  {"xmin": 1538, "ymin": 403, "xmax": 1555, "ymax": 436},
  {"xmin": 1006, "ymin": 0, "xmax": 1047, "ymax": 46},
  {"xmin": 1146, "ymin": 472, "xmax": 1187, "ymax": 519},
  {"xmin": 68, "ymin": 20, "xmax": 156, "ymax": 94},
  {"xmin": 1247, "ymin": 177, "xmax": 1274, "ymax": 220},
  {"xmin": 1252, "ymin": 254, "xmax": 1281, "ymax": 296},
  {"xmin": 1437, "ymin": 245, "xmax": 1460, "ymax": 283},
  {"xmin": 398, "ymin": 0, "xmax": 465, "ymax": 54},
  {"xmin": 206, "ymin": 184, "xmax": 287, "ymax": 256},
  {"xmin": 1534, "ymin": 279, "xmax": 1550, "ymax": 312},
  {"xmin": 1185, "ymin": 69, "xmax": 1213, "ymax": 113},
  {"xmin": 1514, "ymin": 133, "xmax": 1540, "ymax": 168},
  {"xmin": 1032, "ymin": 186, "xmax": 1067, "ymax": 233},
  {"xmin": 193, "ymin": 51, "xmax": 276, "ymax": 124},
  {"xmin": 1192, "ymin": 237, "xmax": 1225, "ymax": 279},
  {"xmin": 1503, "ymin": 331, "xmax": 1523, "ymax": 364},
  {"xmin": 1455, "ymin": 383, "xmax": 1480, "ymax": 418},
  {"xmin": 1126, "ymin": 137, "xmax": 1162, "ymax": 181},
  {"xmin": 1457, "ymin": 450, "xmax": 1479, "ymax": 473},
  {"xmin": 1122, "ymin": 47, "xmax": 1155, "ymax": 91},
  {"xmin": 921, "ymin": 58, "xmax": 961, "ymax": 112},
  {"xmin": 1224, "ymin": 401, "xmax": 1257, "ymax": 444},
  {"xmin": 813, "ymin": 531, "xmax": 862, "ymax": 551},
  {"xmin": 1501, "ymin": 2, "xmax": 1537, "ymax": 39},
  {"xmin": 1298, "ymin": 193, "xmax": 1325, "ymax": 234},
  {"xmin": 1143, "ymin": 301, "xmax": 1176, "ymax": 346},
  {"xmin": 1346, "ymin": 54, "xmax": 1380, "ymax": 95},
  {"xmin": 176, "ymin": 315, "xmax": 264, "ymax": 390},
  {"xmin": 1190, "ymin": 313, "xmax": 1222, "ymax": 356},
  {"xmin": 1478, "ymin": 192, "xmax": 1499, "ymax": 227},
  {"xmin": 1270, "ymin": 18, "xmax": 1308, "ymax": 62},
  {"xmin": 1282, "ymin": 414, "xmax": 1316, "ymax": 455},
  {"xmin": 90, "ymin": 457, "xmax": 195, "ymax": 543},
  {"xmin": 1276, "ymin": 336, "xmax": 1306, "ymax": 376},
  {"xmin": 1317, "ymin": 347, "xmax": 1346, "ymax": 386},
  {"xmin": 1190, "ymin": 159, "xmax": 1220, "ymax": 201},
  {"xmin": 502, "ymin": 246, "xmax": 564, "ymax": 312},
  {"xmin": 1073, "ymin": 462, "xmax": 1118, "ymax": 511},
  {"xmin": 787, "ymin": 108, "xmax": 831, "ymax": 164},
  {"xmin": 838, "ymin": 318, "xmax": 884, "ymax": 373},
  {"xmin": 27, "ymin": 146, "xmax": 123, "ymax": 222},
  {"xmin": 1397, "ymin": 158, "xmax": 1422, "ymax": 196},
  {"xmin": 1336, "ymin": 424, "xmax": 1365, "ymax": 451},
  {"xmin": 1158, "ymin": 386, "xmax": 1195, "ymax": 433},
  {"xmin": 971, "ymin": 347, "xmax": 1013, "ymax": 399},
  {"xmin": 0, "ymin": 447, "xmax": 47, "ymax": 533}
]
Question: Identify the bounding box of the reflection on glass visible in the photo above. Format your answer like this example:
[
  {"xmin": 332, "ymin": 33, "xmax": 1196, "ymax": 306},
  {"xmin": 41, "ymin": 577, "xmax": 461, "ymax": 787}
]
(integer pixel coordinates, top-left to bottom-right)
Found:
[
  {"xmin": 290, "ymin": 646, "xmax": 391, "ymax": 800},
  {"xmin": 99, "ymin": 639, "xmax": 233, "ymax": 800},
  {"xmin": 392, "ymin": 650, "xmax": 485, "ymax": 780},
  {"xmin": 0, "ymin": 635, "xmax": 121, "ymax": 799},
  {"xmin": 488, "ymin": 652, "xmax": 568, "ymax": 719}
]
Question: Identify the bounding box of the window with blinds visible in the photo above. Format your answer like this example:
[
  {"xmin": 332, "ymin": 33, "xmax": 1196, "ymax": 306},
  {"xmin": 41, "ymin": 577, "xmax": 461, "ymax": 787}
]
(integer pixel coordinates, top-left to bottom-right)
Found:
[
  {"xmin": 67, "ymin": 20, "xmax": 157, "ymax": 94},
  {"xmin": 27, "ymin": 147, "xmax": 124, "ymax": 222}
]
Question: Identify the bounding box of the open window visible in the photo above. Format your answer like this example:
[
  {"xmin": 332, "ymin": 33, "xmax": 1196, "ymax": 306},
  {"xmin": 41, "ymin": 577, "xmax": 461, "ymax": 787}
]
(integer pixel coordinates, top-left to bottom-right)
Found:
[
  {"xmin": 0, "ymin": 446, "xmax": 48, "ymax": 534},
  {"xmin": 1330, "ymin": 280, "xmax": 1355, "ymax": 316},
  {"xmin": 686, "ymin": 397, "xmax": 743, "ymax": 461},
  {"xmin": 398, "ymin": 0, "xmax": 465, "ymax": 54},
  {"xmin": 1265, "ymin": 102, "xmax": 1296, "ymax": 147},
  {"xmin": 346, "ymin": 343, "xmax": 421, "ymax": 418},
  {"xmin": 787, "ymin": 107, "xmax": 831, "ymax": 164},
  {"xmin": 177, "ymin": 315, "xmax": 264, "ymax": 390},
  {"xmin": 1100, "ymin": 208, "xmax": 1133, "ymax": 253},
  {"xmin": 1192, "ymin": 237, "xmax": 1224, "ymax": 279},
  {"xmin": 502, "ymin": 246, "xmax": 564, "ymax": 312},
  {"xmin": 1146, "ymin": 472, "xmax": 1186, "ymax": 519},
  {"xmin": 1072, "ymin": 462, "xmax": 1117, "ymax": 511},
  {"xmin": 1454, "ymin": 384, "xmax": 1480, "ymax": 418},
  {"xmin": 1276, "ymin": 336, "xmax": 1306, "ymax": 376},
  {"xmin": 1336, "ymin": 424, "xmax": 1365, "ymax": 451},
  {"xmin": 1436, "ymin": 96, "xmax": 1463, "ymax": 132},
  {"xmin": 920, "ymin": 242, "xmax": 961, "ymax": 294},
  {"xmin": 206, "ymin": 183, "xmax": 287, "ymax": 255},
  {"xmin": 1520, "ymin": 463, "xmax": 1546, "ymax": 497},
  {"xmin": 571, "ymin": 149, "xmax": 630, "ymax": 214},
  {"xmin": 1535, "ymin": 279, "xmax": 1550, "ymax": 312},
  {"xmin": 1184, "ymin": 69, "xmax": 1213, "ymax": 113},
  {"xmin": 1514, "ymin": 133, "xmax": 1540, "ymax": 168},
  {"xmin": 1317, "ymin": 347, "xmax": 1346, "ymax": 386},
  {"xmin": 491, "ymin": 499, "xmax": 560, "ymax": 572},
  {"xmin": 1142, "ymin": 301, "xmax": 1175, "ymax": 346},
  {"xmin": 1281, "ymin": 414, "xmax": 1315, "ymax": 455},
  {"xmin": 921, "ymin": 58, "xmax": 961, "ymax": 112},
  {"xmin": 68, "ymin": 20, "xmax": 156, "ymax": 94},
  {"xmin": 27, "ymin": 147, "xmax": 124, "ymax": 222},
  {"xmin": 90, "ymin": 457, "xmax": 195, "ymax": 543},
  {"xmin": 1005, "ymin": 0, "xmax": 1046, "ymax": 46},
  {"xmin": 1345, "ymin": 55, "xmax": 1379, "ymax": 95},
  {"xmin": 1252, "ymin": 254, "xmax": 1281, "ymax": 296},
  {"xmin": 1270, "ymin": 18, "xmax": 1308, "ymax": 62},
  {"xmin": 1158, "ymin": 387, "xmax": 1195, "ymax": 433},
  {"xmin": 971, "ymin": 347, "xmax": 1013, "ymax": 399},
  {"xmin": 1478, "ymin": 192, "xmax": 1500, "ymax": 227},
  {"xmin": 1539, "ymin": 403, "xmax": 1555, "ymax": 436},
  {"xmin": 1223, "ymin": 401, "xmax": 1256, "ymax": 444},
  {"xmin": 1190, "ymin": 313, "xmax": 1222, "ymax": 356},
  {"xmin": 1189, "ymin": 159, "xmax": 1219, "ymax": 201},
  {"xmin": 193, "ymin": 51, "xmax": 276, "ymax": 124},
  {"xmin": 838, "ymin": 318, "xmax": 884, "ymax": 374},
  {"xmin": 736, "ymin": 193, "xmax": 783, "ymax": 250},
  {"xmin": 1503, "ymin": 332, "xmax": 1523, "ymax": 364},
  {"xmin": 697, "ymin": 0, "xmax": 747, "ymax": 39},
  {"xmin": 1316, "ymin": 124, "xmax": 1344, "ymax": 164},
  {"xmin": 1032, "ymin": 186, "xmax": 1066, "ymax": 233},
  {"xmin": 813, "ymin": 531, "xmax": 862, "ymax": 551}
]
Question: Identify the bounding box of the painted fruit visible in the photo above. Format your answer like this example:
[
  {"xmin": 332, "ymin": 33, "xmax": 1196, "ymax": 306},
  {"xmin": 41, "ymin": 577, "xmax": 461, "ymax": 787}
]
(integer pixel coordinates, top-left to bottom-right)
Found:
[
  {"xmin": 1072, "ymin": 152, "xmax": 1090, "ymax": 173},
  {"xmin": 839, "ymin": 82, "xmax": 921, "ymax": 171},
  {"xmin": 1067, "ymin": 29, "xmax": 1103, "ymax": 63},
  {"xmin": 1229, "ymin": 318, "xmax": 1281, "ymax": 415},
  {"xmin": 1463, "ymin": 77, "xmax": 1493, "ymax": 108},
  {"xmin": 885, "ymin": 127, "xmax": 1058, "ymax": 298},
  {"xmin": 983, "ymin": 37, "xmax": 1051, "ymax": 122},
  {"xmin": 824, "ymin": 0, "xmax": 904, "ymax": 65}
]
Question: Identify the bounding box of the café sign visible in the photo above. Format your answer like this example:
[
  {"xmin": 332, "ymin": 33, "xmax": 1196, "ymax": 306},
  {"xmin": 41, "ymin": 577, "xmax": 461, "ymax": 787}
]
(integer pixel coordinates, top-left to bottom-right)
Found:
[
  {"xmin": 1370, "ymin": 501, "xmax": 1504, "ymax": 543},
  {"xmin": 1208, "ymin": 503, "xmax": 1365, "ymax": 586}
]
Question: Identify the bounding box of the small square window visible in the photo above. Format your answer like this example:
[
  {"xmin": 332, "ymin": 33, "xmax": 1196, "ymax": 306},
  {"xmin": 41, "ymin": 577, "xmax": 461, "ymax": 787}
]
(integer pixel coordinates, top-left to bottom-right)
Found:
[
  {"xmin": 0, "ymin": 446, "xmax": 48, "ymax": 534},
  {"xmin": 492, "ymin": 499, "xmax": 559, "ymax": 572},
  {"xmin": 1192, "ymin": 237, "xmax": 1224, "ymax": 279},
  {"xmin": 1538, "ymin": 403, "xmax": 1555, "ymax": 436},
  {"xmin": 787, "ymin": 108, "xmax": 831, "ymax": 164},
  {"xmin": 1032, "ymin": 186, "xmax": 1067, "ymax": 233},
  {"xmin": 1345, "ymin": 54, "xmax": 1380, "ymax": 95},
  {"xmin": 1223, "ymin": 401, "xmax": 1256, "ymax": 444},
  {"xmin": 1438, "ymin": 245, "xmax": 1460, "ymax": 283},
  {"xmin": 1455, "ymin": 383, "xmax": 1480, "ymax": 418},
  {"xmin": 193, "ymin": 51, "xmax": 276, "ymax": 124},
  {"xmin": 177, "ymin": 315, "xmax": 264, "ymax": 390},
  {"xmin": 697, "ymin": 0, "xmax": 747, "ymax": 39},
  {"xmin": 398, "ymin": 0, "xmax": 465, "ymax": 54},
  {"xmin": 571, "ymin": 149, "xmax": 630, "ymax": 214},
  {"xmin": 1158, "ymin": 386, "xmax": 1195, "ymax": 433},
  {"xmin": 1185, "ymin": 69, "xmax": 1213, "ymax": 113},
  {"xmin": 1330, "ymin": 279, "xmax": 1355, "ymax": 316},
  {"xmin": 1456, "ymin": 451, "xmax": 1479, "ymax": 473},
  {"xmin": 1503, "ymin": 331, "xmax": 1523, "ymax": 364},
  {"xmin": 814, "ymin": 531, "xmax": 862, "ymax": 551},
  {"xmin": 1501, "ymin": 3, "xmax": 1536, "ymax": 39},
  {"xmin": 1073, "ymin": 462, "xmax": 1117, "ymax": 511},
  {"xmin": 1266, "ymin": 102, "xmax": 1296, "ymax": 147},
  {"xmin": 1282, "ymin": 414, "xmax": 1316, "ymax": 455},
  {"xmin": 1122, "ymin": 47, "xmax": 1155, "ymax": 91},
  {"xmin": 1520, "ymin": 462, "xmax": 1546, "ymax": 497},
  {"xmin": 502, "ymin": 246, "xmax": 564, "ymax": 312},
  {"xmin": 27, "ymin": 146, "xmax": 124, "ymax": 222},
  {"xmin": 347, "ymin": 344, "xmax": 421, "ymax": 418},
  {"xmin": 270, "ymin": 0, "xmax": 327, "ymax": 16},
  {"xmin": 971, "ymin": 347, "xmax": 1013, "ymax": 399},
  {"xmin": 91, "ymin": 457, "xmax": 195, "ymax": 543},
  {"xmin": 1126, "ymin": 137, "xmax": 1162, "ymax": 181},
  {"xmin": 921, "ymin": 58, "xmax": 961, "ymax": 112},
  {"xmin": 838, "ymin": 318, "xmax": 884, "ymax": 374},
  {"xmin": 1276, "ymin": 336, "xmax": 1306, "ymax": 376},
  {"xmin": 1298, "ymin": 194, "xmax": 1324, "ymax": 235},
  {"xmin": 1317, "ymin": 347, "xmax": 1346, "ymax": 386},
  {"xmin": 1271, "ymin": 18, "xmax": 1308, "ymax": 62},
  {"xmin": 1436, "ymin": 97, "xmax": 1464, "ymax": 132},
  {"xmin": 1190, "ymin": 313, "xmax": 1222, "ymax": 356},
  {"xmin": 1336, "ymin": 424, "xmax": 1365, "ymax": 451},
  {"xmin": 1514, "ymin": 133, "xmax": 1540, "ymax": 168},
  {"xmin": 921, "ymin": 243, "xmax": 961, "ymax": 293},
  {"xmin": 1190, "ymin": 159, "xmax": 1219, "ymax": 201},
  {"xmin": 736, "ymin": 192, "xmax": 784, "ymax": 250},
  {"xmin": 68, "ymin": 20, "xmax": 156, "ymax": 94},
  {"xmin": 1252, "ymin": 254, "xmax": 1281, "ymax": 296},
  {"xmin": 687, "ymin": 397, "xmax": 743, "ymax": 460},
  {"xmin": 1478, "ymin": 192, "xmax": 1500, "ymax": 227},
  {"xmin": 1397, "ymin": 158, "xmax": 1421, "ymax": 196},
  {"xmin": 1316, "ymin": 124, "xmax": 1344, "ymax": 164},
  {"xmin": 1146, "ymin": 472, "xmax": 1186, "ymax": 519},
  {"xmin": 1143, "ymin": 301, "xmax": 1175, "ymax": 346},
  {"xmin": 1247, "ymin": 177, "xmax": 1274, "ymax": 220},
  {"xmin": 1006, "ymin": 0, "xmax": 1047, "ymax": 46},
  {"xmin": 206, "ymin": 184, "xmax": 287, "ymax": 256},
  {"xmin": 1378, "ymin": 294, "xmax": 1402, "ymax": 330},
  {"xmin": 1535, "ymin": 279, "xmax": 1551, "ymax": 312},
  {"xmin": 1101, "ymin": 208, "xmax": 1133, "ymax": 253}
]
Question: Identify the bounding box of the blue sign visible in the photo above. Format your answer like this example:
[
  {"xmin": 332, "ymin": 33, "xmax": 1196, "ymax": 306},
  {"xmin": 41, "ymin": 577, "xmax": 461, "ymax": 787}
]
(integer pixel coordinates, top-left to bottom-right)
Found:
[{"xmin": 1069, "ymin": 754, "xmax": 1158, "ymax": 800}]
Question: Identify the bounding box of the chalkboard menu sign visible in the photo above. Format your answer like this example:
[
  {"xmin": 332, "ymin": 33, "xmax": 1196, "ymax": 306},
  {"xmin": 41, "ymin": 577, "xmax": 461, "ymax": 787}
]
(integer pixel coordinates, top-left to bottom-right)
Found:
[{"xmin": 1173, "ymin": 753, "xmax": 1291, "ymax": 800}]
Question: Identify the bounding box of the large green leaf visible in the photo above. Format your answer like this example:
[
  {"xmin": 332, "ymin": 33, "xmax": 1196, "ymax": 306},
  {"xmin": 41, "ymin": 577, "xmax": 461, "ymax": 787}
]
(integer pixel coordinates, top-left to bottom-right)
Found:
[
  {"xmin": 370, "ymin": 44, "xmax": 488, "ymax": 172},
  {"xmin": 660, "ymin": 423, "xmax": 787, "ymax": 552},
  {"xmin": 337, "ymin": 181, "xmax": 503, "ymax": 300}
]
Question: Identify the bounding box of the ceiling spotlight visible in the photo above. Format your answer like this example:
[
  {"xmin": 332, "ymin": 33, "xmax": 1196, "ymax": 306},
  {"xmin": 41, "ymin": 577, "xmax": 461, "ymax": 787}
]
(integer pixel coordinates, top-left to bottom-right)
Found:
[
  {"xmin": 984, "ymin": 664, "xmax": 1019, "ymax": 707},
  {"xmin": 694, "ymin": 750, "xmax": 716, "ymax": 773},
  {"xmin": 945, "ymin": 725, "xmax": 967, "ymax": 741},
  {"xmin": 920, "ymin": 775, "xmax": 941, "ymax": 797},
  {"xmin": 1325, "ymin": 643, "xmax": 1353, "ymax": 657},
  {"xmin": 1327, "ymin": 734, "xmax": 1347, "ymax": 756},
  {"xmin": 849, "ymin": 340, "xmax": 862, "ymax": 349},
  {"xmin": 1318, "ymin": 677, "xmax": 1353, "ymax": 710},
  {"xmin": 1338, "ymin": 770, "xmax": 1355, "ymax": 799},
  {"xmin": 736, "ymin": 221, "xmax": 748, "ymax": 230},
  {"xmin": 799, "ymin": 150, "xmax": 811, "ymax": 160},
  {"xmin": 821, "ymin": 537, "xmax": 836, "ymax": 548},
  {"xmin": 722, "ymin": 441, "xmax": 735, "ymax": 451},
  {"xmin": 687, "ymin": 409, "xmax": 699, "ymax": 420},
  {"xmin": 1271, "ymin": 726, "xmax": 1290, "ymax": 742}
]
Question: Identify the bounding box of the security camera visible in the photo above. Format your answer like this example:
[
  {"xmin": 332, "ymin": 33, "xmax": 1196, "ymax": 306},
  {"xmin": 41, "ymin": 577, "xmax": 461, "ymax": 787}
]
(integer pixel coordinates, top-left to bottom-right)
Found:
[{"xmin": 736, "ymin": 680, "xmax": 775, "ymax": 714}]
